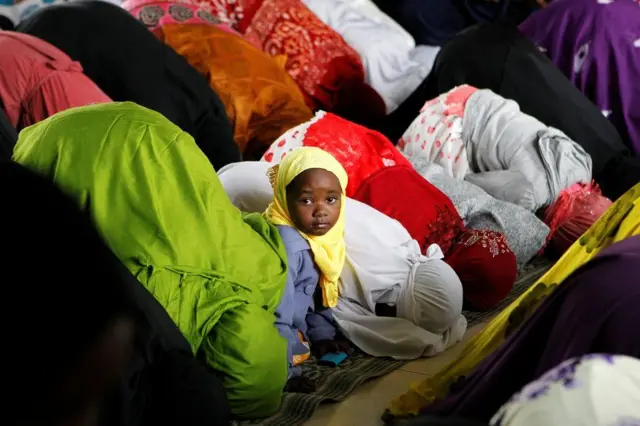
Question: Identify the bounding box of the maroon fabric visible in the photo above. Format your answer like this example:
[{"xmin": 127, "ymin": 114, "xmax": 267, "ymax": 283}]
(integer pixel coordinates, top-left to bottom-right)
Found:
[
  {"xmin": 353, "ymin": 164, "xmax": 465, "ymax": 255},
  {"xmin": 445, "ymin": 229, "xmax": 517, "ymax": 310},
  {"xmin": 330, "ymin": 76, "xmax": 387, "ymax": 129}
]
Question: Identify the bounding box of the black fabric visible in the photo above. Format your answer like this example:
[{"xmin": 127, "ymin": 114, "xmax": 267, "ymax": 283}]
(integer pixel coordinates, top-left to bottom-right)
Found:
[
  {"xmin": 17, "ymin": 0, "xmax": 240, "ymax": 171},
  {"xmin": 0, "ymin": 107, "xmax": 16, "ymax": 160},
  {"xmin": 140, "ymin": 351, "xmax": 230, "ymax": 426},
  {"xmin": 372, "ymin": 0, "xmax": 472, "ymax": 46},
  {"xmin": 0, "ymin": 14, "xmax": 14, "ymax": 30},
  {"xmin": 1, "ymin": 161, "xmax": 230, "ymax": 426},
  {"xmin": 102, "ymin": 260, "xmax": 232, "ymax": 426},
  {"xmin": 380, "ymin": 23, "xmax": 640, "ymax": 201},
  {"xmin": 1, "ymin": 160, "xmax": 134, "ymax": 419},
  {"xmin": 104, "ymin": 350, "xmax": 231, "ymax": 426},
  {"xmin": 371, "ymin": 0, "xmax": 535, "ymax": 47}
]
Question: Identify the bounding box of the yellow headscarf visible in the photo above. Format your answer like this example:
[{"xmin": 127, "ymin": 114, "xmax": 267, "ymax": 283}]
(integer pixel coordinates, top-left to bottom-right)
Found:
[{"xmin": 265, "ymin": 147, "xmax": 348, "ymax": 308}]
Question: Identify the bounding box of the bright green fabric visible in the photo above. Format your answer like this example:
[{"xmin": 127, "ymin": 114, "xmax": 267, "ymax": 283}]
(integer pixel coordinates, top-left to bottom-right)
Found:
[{"xmin": 13, "ymin": 102, "xmax": 289, "ymax": 418}]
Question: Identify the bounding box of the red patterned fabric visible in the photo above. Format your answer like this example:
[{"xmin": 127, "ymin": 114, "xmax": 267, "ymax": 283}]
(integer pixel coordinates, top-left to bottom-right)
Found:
[
  {"xmin": 261, "ymin": 111, "xmax": 411, "ymax": 197},
  {"xmin": 353, "ymin": 165, "xmax": 465, "ymax": 255},
  {"xmin": 122, "ymin": 0, "xmax": 241, "ymax": 34},
  {"xmin": 241, "ymin": 0, "xmax": 369, "ymax": 113},
  {"xmin": 445, "ymin": 229, "xmax": 517, "ymax": 311}
]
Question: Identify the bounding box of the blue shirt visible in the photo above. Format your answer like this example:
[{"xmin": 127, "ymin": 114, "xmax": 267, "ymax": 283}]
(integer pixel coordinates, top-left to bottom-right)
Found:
[{"xmin": 274, "ymin": 225, "xmax": 337, "ymax": 378}]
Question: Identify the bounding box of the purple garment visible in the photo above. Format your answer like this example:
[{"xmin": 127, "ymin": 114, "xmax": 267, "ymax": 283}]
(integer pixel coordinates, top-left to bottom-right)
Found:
[
  {"xmin": 421, "ymin": 235, "xmax": 640, "ymax": 422},
  {"xmin": 274, "ymin": 225, "xmax": 337, "ymax": 378},
  {"xmin": 520, "ymin": 0, "xmax": 640, "ymax": 153}
]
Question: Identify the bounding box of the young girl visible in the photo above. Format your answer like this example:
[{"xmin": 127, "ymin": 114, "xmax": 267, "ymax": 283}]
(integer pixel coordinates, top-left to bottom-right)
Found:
[{"xmin": 265, "ymin": 146, "xmax": 350, "ymax": 392}]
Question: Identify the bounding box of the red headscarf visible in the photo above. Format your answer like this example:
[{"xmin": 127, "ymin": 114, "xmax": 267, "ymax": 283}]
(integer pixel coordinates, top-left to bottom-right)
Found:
[
  {"xmin": 353, "ymin": 164, "xmax": 465, "ymax": 255},
  {"xmin": 262, "ymin": 111, "xmax": 411, "ymax": 197},
  {"xmin": 445, "ymin": 229, "xmax": 517, "ymax": 310}
]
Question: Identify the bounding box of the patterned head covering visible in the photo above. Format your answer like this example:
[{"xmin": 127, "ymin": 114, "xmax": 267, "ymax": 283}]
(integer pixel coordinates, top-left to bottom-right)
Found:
[
  {"xmin": 446, "ymin": 229, "xmax": 518, "ymax": 310},
  {"xmin": 492, "ymin": 354, "xmax": 640, "ymax": 426}
]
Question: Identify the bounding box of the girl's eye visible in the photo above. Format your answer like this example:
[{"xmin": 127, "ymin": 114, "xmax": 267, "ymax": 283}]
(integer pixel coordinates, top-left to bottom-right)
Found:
[
  {"xmin": 299, "ymin": 198, "xmax": 312, "ymax": 205},
  {"xmin": 327, "ymin": 197, "xmax": 337, "ymax": 204}
]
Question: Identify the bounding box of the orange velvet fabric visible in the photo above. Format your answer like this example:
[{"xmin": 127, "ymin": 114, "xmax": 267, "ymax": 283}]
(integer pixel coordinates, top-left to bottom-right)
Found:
[{"xmin": 153, "ymin": 23, "xmax": 313, "ymax": 159}]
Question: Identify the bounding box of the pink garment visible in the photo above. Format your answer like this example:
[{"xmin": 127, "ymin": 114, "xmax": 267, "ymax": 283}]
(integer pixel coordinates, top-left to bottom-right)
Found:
[
  {"xmin": 122, "ymin": 0, "xmax": 241, "ymax": 35},
  {"xmin": 0, "ymin": 32, "xmax": 111, "ymax": 131},
  {"xmin": 543, "ymin": 182, "xmax": 613, "ymax": 257},
  {"xmin": 398, "ymin": 84, "xmax": 478, "ymax": 179}
]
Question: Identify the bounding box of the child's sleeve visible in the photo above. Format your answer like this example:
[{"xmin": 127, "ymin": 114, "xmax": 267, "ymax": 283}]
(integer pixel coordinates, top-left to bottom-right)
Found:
[
  {"xmin": 274, "ymin": 251, "xmax": 303, "ymax": 378},
  {"xmin": 305, "ymin": 308, "xmax": 337, "ymax": 344}
]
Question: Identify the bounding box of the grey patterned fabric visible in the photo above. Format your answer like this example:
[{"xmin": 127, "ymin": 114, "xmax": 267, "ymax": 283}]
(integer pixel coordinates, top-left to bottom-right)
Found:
[{"xmin": 411, "ymin": 157, "xmax": 549, "ymax": 266}]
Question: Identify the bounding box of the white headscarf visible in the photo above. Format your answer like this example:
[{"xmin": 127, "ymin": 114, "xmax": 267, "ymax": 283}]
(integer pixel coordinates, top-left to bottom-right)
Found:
[
  {"xmin": 337, "ymin": 199, "xmax": 466, "ymax": 360},
  {"xmin": 217, "ymin": 161, "xmax": 273, "ymax": 212},
  {"xmin": 396, "ymin": 252, "xmax": 464, "ymax": 335},
  {"xmin": 491, "ymin": 354, "xmax": 640, "ymax": 426},
  {"xmin": 218, "ymin": 162, "xmax": 467, "ymax": 360},
  {"xmin": 301, "ymin": 0, "xmax": 438, "ymax": 113}
]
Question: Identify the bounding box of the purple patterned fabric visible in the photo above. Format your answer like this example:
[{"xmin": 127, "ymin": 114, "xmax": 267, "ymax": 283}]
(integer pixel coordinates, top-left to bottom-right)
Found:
[
  {"xmin": 491, "ymin": 354, "xmax": 640, "ymax": 426},
  {"xmin": 419, "ymin": 236, "xmax": 640, "ymax": 422},
  {"xmin": 519, "ymin": 0, "xmax": 640, "ymax": 153}
]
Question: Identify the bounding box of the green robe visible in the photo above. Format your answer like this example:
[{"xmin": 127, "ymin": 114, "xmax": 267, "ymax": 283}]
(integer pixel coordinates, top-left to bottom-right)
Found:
[{"xmin": 13, "ymin": 102, "xmax": 288, "ymax": 418}]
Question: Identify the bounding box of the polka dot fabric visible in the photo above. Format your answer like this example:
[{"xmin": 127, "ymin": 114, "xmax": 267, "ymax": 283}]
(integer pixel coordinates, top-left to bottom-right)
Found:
[{"xmin": 398, "ymin": 85, "xmax": 477, "ymax": 179}]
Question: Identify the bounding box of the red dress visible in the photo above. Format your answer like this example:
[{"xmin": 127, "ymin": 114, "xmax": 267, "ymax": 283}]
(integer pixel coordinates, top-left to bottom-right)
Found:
[{"xmin": 353, "ymin": 164, "xmax": 465, "ymax": 256}]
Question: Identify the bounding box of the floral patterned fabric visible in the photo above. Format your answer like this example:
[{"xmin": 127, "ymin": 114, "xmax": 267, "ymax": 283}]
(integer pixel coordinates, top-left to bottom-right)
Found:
[
  {"xmin": 492, "ymin": 354, "xmax": 640, "ymax": 426},
  {"xmin": 188, "ymin": 0, "xmax": 251, "ymax": 29},
  {"xmin": 261, "ymin": 111, "xmax": 411, "ymax": 197},
  {"xmin": 241, "ymin": 0, "xmax": 378, "ymax": 116},
  {"xmin": 445, "ymin": 229, "xmax": 517, "ymax": 310},
  {"xmin": 398, "ymin": 85, "xmax": 477, "ymax": 179},
  {"xmin": 520, "ymin": 0, "xmax": 640, "ymax": 154},
  {"xmin": 123, "ymin": 0, "xmax": 241, "ymax": 34}
]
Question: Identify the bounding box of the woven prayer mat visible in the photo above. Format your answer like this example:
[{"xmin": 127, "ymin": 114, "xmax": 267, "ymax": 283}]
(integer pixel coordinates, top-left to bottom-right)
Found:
[{"xmin": 236, "ymin": 257, "xmax": 553, "ymax": 426}]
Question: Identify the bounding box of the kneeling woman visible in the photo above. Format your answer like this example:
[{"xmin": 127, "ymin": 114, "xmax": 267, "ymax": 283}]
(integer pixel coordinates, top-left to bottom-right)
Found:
[
  {"xmin": 18, "ymin": 1, "xmax": 240, "ymax": 171},
  {"xmin": 12, "ymin": 102, "xmax": 290, "ymax": 419},
  {"xmin": 384, "ymin": 23, "xmax": 639, "ymax": 202}
]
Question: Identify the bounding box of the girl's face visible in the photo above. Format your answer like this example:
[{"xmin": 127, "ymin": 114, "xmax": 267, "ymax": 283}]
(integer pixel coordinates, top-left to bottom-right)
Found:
[{"xmin": 286, "ymin": 168, "xmax": 342, "ymax": 236}]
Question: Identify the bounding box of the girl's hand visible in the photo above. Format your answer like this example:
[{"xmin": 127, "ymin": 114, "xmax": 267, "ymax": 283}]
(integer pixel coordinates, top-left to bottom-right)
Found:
[{"xmin": 312, "ymin": 339, "xmax": 350, "ymax": 358}]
